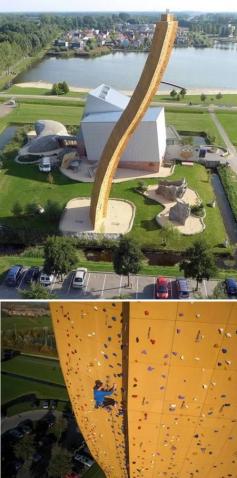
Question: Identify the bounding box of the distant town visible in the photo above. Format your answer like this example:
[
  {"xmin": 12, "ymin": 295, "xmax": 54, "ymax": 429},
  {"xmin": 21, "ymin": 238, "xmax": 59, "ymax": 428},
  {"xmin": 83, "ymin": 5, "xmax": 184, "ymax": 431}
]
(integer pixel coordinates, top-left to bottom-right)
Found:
[{"xmin": 49, "ymin": 12, "xmax": 237, "ymax": 57}]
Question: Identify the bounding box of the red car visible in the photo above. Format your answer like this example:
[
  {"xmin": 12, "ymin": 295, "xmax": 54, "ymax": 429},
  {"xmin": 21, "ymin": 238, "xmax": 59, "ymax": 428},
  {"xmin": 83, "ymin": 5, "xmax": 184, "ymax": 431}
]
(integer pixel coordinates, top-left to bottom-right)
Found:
[{"xmin": 156, "ymin": 277, "xmax": 170, "ymax": 299}]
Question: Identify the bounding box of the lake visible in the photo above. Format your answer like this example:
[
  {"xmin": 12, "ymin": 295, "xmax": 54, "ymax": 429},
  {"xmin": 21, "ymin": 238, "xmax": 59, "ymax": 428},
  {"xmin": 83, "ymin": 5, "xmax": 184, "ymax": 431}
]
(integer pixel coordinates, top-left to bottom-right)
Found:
[{"xmin": 16, "ymin": 45, "xmax": 237, "ymax": 91}]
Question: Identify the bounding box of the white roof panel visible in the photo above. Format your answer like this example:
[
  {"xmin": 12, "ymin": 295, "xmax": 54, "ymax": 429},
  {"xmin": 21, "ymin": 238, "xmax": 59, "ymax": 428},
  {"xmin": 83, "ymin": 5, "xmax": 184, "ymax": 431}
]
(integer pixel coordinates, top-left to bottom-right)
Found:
[{"xmin": 81, "ymin": 107, "xmax": 163, "ymax": 124}]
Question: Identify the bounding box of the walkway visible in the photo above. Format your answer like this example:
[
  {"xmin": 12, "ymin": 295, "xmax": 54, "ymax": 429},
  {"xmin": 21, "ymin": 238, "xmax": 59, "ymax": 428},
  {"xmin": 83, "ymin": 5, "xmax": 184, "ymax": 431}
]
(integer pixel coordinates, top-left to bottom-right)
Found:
[
  {"xmin": 210, "ymin": 112, "xmax": 237, "ymax": 173},
  {"xmin": 1, "ymin": 410, "xmax": 62, "ymax": 434},
  {"xmin": 212, "ymin": 173, "xmax": 237, "ymax": 244}
]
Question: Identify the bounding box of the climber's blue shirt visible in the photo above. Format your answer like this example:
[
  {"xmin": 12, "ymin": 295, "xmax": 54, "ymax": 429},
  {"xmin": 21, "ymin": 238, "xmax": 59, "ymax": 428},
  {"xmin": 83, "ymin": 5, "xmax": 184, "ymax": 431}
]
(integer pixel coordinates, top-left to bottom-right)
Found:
[{"xmin": 94, "ymin": 389, "xmax": 113, "ymax": 406}]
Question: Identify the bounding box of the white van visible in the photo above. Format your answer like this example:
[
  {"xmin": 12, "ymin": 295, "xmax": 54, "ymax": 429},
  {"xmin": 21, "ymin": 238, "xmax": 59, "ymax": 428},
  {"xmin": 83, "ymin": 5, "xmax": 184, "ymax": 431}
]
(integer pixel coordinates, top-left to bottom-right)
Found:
[
  {"xmin": 39, "ymin": 157, "xmax": 51, "ymax": 173},
  {"xmin": 72, "ymin": 268, "xmax": 87, "ymax": 288}
]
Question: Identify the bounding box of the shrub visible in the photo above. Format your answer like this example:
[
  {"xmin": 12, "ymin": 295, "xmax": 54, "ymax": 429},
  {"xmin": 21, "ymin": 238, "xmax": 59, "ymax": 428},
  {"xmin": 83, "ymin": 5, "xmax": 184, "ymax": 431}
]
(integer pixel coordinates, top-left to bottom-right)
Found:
[{"xmin": 218, "ymin": 165, "xmax": 237, "ymax": 221}]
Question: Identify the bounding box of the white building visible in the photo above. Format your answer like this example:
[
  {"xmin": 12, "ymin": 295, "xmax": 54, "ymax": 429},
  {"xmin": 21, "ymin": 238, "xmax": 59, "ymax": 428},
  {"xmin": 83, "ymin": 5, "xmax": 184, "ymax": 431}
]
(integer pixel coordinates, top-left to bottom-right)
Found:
[{"xmin": 80, "ymin": 84, "xmax": 167, "ymax": 172}]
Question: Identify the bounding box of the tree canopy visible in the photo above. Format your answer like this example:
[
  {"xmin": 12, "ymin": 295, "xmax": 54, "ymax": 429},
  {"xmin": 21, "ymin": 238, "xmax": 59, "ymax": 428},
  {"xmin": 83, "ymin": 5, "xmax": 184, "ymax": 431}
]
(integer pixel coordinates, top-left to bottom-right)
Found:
[
  {"xmin": 113, "ymin": 237, "xmax": 143, "ymax": 287},
  {"xmin": 44, "ymin": 236, "xmax": 77, "ymax": 277},
  {"xmin": 180, "ymin": 239, "xmax": 217, "ymax": 290}
]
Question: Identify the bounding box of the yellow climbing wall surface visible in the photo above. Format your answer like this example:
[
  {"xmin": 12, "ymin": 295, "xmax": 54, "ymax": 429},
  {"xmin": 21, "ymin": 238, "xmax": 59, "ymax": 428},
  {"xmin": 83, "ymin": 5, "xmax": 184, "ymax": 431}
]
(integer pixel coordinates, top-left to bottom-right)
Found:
[
  {"xmin": 50, "ymin": 302, "xmax": 237, "ymax": 478},
  {"xmin": 50, "ymin": 302, "xmax": 129, "ymax": 478}
]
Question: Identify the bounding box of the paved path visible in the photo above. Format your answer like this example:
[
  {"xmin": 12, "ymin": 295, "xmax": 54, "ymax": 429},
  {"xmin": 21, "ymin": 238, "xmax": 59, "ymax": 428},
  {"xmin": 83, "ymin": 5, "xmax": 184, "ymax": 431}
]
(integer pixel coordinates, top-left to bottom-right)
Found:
[
  {"xmin": 1, "ymin": 410, "xmax": 62, "ymax": 434},
  {"xmin": 212, "ymin": 173, "xmax": 237, "ymax": 244},
  {"xmin": 210, "ymin": 111, "xmax": 237, "ymax": 173}
]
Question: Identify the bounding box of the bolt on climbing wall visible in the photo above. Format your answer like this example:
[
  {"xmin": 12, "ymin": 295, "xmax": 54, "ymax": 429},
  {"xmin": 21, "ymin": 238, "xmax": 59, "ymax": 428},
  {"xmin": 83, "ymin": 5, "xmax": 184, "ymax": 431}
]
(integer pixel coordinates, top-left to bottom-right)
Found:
[
  {"xmin": 128, "ymin": 302, "xmax": 237, "ymax": 478},
  {"xmin": 50, "ymin": 302, "xmax": 129, "ymax": 478}
]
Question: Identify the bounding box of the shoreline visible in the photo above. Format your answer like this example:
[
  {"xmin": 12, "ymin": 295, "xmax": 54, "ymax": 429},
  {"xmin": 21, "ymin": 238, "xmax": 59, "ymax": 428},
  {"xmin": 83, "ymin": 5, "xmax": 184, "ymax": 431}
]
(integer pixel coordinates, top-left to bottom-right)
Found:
[{"xmin": 15, "ymin": 82, "xmax": 237, "ymax": 96}]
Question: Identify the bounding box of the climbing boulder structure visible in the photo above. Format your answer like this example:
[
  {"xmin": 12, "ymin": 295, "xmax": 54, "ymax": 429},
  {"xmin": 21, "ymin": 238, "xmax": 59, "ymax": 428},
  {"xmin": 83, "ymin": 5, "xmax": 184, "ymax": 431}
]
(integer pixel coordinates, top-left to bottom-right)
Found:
[{"xmin": 50, "ymin": 302, "xmax": 237, "ymax": 478}]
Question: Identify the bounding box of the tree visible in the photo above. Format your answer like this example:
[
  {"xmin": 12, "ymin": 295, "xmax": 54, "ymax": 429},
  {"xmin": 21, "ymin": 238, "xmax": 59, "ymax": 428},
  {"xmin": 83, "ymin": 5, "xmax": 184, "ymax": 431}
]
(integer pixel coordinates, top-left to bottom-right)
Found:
[
  {"xmin": 62, "ymin": 81, "xmax": 69, "ymax": 94},
  {"xmin": 170, "ymin": 89, "xmax": 177, "ymax": 99},
  {"xmin": 12, "ymin": 201, "xmax": 23, "ymax": 217},
  {"xmin": 51, "ymin": 83, "xmax": 60, "ymax": 95},
  {"xmin": 21, "ymin": 283, "xmax": 56, "ymax": 299},
  {"xmin": 44, "ymin": 236, "xmax": 77, "ymax": 278},
  {"xmin": 48, "ymin": 445, "xmax": 72, "ymax": 478},
  {"xmin": 180, "ymin": 88, "xmax": 187, "ymax": 98},
  {"xmin": 201, "ymin": 93, "xmax": 207, "ymax": 102},
  {"xmin": 44, "ymin": 200, "xmax": 62, "ymax": 222},
  {"xmin": 14, "ymin": 434, "xmax": 35, "ymax": 461},
  {"xmin": 180, "ymin": 240, "xmax": 217, "ymax": 290},
  {"xmin": 25, "ymin": 202, "xmax": 39, "ymax": 216},
  {"xmin": 113, "ymin": 237, "xmax": 143, "ymax": 287},
  {"xmin": 216, "ymin": 92, "xmax": 223, "ymax": 100}
]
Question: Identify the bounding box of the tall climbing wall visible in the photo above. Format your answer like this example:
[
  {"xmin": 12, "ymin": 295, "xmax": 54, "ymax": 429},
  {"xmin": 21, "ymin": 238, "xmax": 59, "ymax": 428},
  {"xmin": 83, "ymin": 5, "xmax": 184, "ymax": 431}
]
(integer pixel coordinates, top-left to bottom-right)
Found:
[
  {"xmin": 128, "ymin": 302, "xmax": 237, "ymax": 478},
  {"xmin": 50, "ymin": 302, "xmax": 129, "ymax": 478},
  {"xmin": 51, "ymin": 302, "xmax": 237, "ymax": 478}
]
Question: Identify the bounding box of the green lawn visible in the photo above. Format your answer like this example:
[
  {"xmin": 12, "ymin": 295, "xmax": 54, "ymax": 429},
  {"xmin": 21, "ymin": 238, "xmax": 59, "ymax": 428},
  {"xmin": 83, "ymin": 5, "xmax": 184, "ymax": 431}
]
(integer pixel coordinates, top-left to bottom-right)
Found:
[
  {"xmin": 155, "ymin": 94, "xmax": 237, "ymax": 107},
  {"xmin": 1, "ymin": 355, "xmax": 64, "ymax": 385},
  {"xmin": 84, "ymin": 464, "xmax": 106, "ymax": 478},
  {"xmin": 3, "ymin": 102, "xmax": 83, "ymax": 126},
  {"xmin": 216, "ymin": 112, "xmax": 237, "ymax": 146},
  {"xmin": 165, "ymin": 110, "xmax": 225, "ymax": 146},
  {"xmin": 1, "ymin": 374, "xmax": 68, "ymax": 404},
  {"xmin": 4, "ymin": 85, "xmax": 87, "ymax": 99},
  {"xmin": 1, "ymin": 314, "xmax": 51, "ymax": 330},
  {"xmin": 0, "ymin": 132, "xmax": 227, "ymax": 251}
]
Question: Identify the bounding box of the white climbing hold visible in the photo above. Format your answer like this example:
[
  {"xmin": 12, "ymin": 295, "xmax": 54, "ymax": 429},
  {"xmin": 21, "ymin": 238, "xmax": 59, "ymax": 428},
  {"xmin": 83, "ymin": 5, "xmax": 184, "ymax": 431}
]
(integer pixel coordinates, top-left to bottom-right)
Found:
[
  {"xmin": 225, "ymin": 332, "xmax": 232, "ymax": 338},
  {"xmin": 169, "ymin": 404, "xmax": 176, "ymax": 411},
  {"xmin": 180, "ymin": 355, "xmax": 184, "ymax": 360},
  {"xmin": 202, "ymin": 384, "xmax": 208, "ymax": 389},
  {"xmin": 194, "ymin": 357, "xmax": 200, "ymax": 361},
  {"xmin": 218, "ymin": 328, "xmax": 224, "ymax": 335}
]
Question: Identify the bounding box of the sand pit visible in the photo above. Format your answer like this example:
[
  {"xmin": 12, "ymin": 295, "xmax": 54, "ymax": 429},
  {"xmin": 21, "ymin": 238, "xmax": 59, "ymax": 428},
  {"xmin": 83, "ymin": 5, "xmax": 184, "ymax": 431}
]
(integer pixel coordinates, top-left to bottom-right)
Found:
[
  {"xmin": 144, "ymin": 185, "xmax": 205, "ymax": 235},
  {"xmin": 59, "ymin": 198, "xmax": 135, "ymax": 235}
]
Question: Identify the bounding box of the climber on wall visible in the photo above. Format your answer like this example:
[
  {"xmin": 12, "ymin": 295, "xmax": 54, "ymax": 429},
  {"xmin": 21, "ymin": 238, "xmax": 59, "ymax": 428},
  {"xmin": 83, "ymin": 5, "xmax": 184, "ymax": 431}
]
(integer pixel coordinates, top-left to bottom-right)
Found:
[{"xmin": 93, "ymin": 380, "xmax": 117, "ymax": 410}]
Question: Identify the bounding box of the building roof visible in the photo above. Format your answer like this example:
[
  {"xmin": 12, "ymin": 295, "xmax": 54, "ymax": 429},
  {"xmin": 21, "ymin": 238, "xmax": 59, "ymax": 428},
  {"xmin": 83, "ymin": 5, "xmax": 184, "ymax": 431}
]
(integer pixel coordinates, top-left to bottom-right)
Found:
[
  {"xmin": 90, "ymin": 84, "xmax": 129, "ymax": 109},
  {"xmin": 81, "ymin": 107, "xmax": 163, "ymax": 124}
]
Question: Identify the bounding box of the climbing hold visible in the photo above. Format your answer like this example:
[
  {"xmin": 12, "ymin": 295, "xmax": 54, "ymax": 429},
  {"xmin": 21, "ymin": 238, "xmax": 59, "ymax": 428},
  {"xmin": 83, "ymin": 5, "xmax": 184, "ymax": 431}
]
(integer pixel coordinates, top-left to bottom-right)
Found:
[
  {"xmin": 180, "ymin": 355, "xmax": 184, "ymax": 360},
  {"xmin": 202, "ymin": 384, "xmax": 208, "ymax": 389},
  {"xmin": 225, "ymin": 332, "xmax": 232, "ymax": 338},
  {"xmin": 169, "ymin": 404, "xmax": 176, "ymax": 411},
  {"xmin": 136, "ymin": 337, "xmax": 139, "ymax": 343},
  {"xmin": 222, "ymin": 348, "xmax": 228, "ymax": 354},
  {"xmin": 194, "ymin": 357, "xmax": 200, "ymax": 361},
  {"xmin": 150, "ymin": 339, "xmax": 156, "ymax": 345},
  {"xmin": 144, "ymin": 311, "xmax": 149, "ymax": 316},
  {"xmin": 141, "ymin": 350, "xmax": 147, "ymax": 355},
  {"xmin": 147, "ymin": 366, "xmax": 155, "ymax": 372},
  {"xmin": 218, "ymin": 328, "xmax": 224, "ymax": 335},
  {"xmin": 225, "ymin": 360, "xmax": 232, "ymax": 365}
]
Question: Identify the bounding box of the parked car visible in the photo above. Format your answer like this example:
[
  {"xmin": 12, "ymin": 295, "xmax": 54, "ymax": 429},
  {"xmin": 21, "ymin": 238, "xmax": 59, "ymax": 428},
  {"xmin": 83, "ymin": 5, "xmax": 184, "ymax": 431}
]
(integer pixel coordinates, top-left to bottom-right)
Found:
[
  {"xmin": 176, "ymin": 278, "xmax": 190, "ymax": 299},
  {"xmin": 156, "ymin": 277, "xmax": 170, "ymax": 299},
  {"xmin": 8, "ymin": 427, "xmax": 24, "ymax": 439},
  {"xmin": 39, "ymin": 272, "xmax": 55, "ymax": 287},
  {"xmin": 225, "ymin": 278, "xmax": 237, "ymax": 296},
  {"xmin": 19, "ymin": 419, "xmax": 33, "ymax": 435},
  {"xmin": 24, "ymin": 266, "xmax": 40, "ymax": 284},
  {"xmin": 5, "ymin": 265, "xmax": 23, "ymax": 286},
  {"xmin": 72, "ymin": 268, "xmax": 87, "ymax": 288},
  {"xmin": 42, "ymin": 400, "xmax": 49, "ymax": 409},
  {"xmin": 39, "ymin": 157, "xmax": 51, "ymax": 172},
  {"xmin": 73, "ymin": 452, "xmax": 94, "ymax": 467}
]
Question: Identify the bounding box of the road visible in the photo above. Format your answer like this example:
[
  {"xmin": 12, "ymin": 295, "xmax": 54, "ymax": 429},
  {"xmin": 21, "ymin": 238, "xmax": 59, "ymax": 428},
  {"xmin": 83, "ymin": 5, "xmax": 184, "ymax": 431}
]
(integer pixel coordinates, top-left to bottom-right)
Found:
[
  {"xmin": 210, "ymin": 111, "xmax": 237, "ymax": 173},
  {"xmin": 0, "ymin": 270, "xmax": 220, "ymax": 300},
  {"xmin": 1, "ymin": 410, "xmax": 62, "ymax": 434}
]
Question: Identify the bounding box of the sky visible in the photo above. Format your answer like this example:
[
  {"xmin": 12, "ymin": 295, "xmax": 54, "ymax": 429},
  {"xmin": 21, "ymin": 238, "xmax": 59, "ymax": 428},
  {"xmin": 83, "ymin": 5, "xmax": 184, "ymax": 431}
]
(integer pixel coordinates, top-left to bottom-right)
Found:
[{"xmin": 1, "ymin": 0, "xmax": 237, "ymax": 13}]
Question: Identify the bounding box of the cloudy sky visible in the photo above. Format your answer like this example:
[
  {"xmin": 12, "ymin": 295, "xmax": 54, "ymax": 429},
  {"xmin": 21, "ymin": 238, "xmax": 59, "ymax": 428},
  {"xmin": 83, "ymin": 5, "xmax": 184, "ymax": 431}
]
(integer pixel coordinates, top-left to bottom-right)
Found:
[{"xmin": 1, "ymin": 0, "xmax": 237, "ymax": 12}]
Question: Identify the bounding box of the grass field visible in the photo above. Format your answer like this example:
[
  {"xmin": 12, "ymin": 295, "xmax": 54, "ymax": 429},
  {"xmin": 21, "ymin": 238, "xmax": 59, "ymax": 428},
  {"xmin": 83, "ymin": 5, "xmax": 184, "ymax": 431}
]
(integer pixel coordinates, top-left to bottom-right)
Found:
[
  {"xmin": 4, "ymin": 85, "xmax": 87, "ymax": 99},
  {"xmin": 1, "ymin": 314, "xmax": 51, "ymax": 330},
  {"xmin": 155, "ymin": 94, "xmax": 237, "ymax": 107},
  {"xmin": 84, "ymin": 464, "xmax": 106, "ymax": 478},
  {"xmin": 1, "ymin": 374, "xmax": 68, "ymax": 404},
  {"xmin": 1, "ymin": 355, "xmax": 64, "ymax": 385},
  {"xmin": 216, "ymin": 112, "xmax": 237, "ymax": 146},
  {"xmin": 0, "ymin": 128, "xmax": 227, "ymax": 251},
  {"xmin": 3, "ymin": 102, "xmax": 84, "ymax": 126},
  {"xmin": 165, "ymin": 110, "xmax": 225, "ymax": 146},
  {"xmin": 0, "ymin": 156, "xmax": 227, "ymax": 250}
]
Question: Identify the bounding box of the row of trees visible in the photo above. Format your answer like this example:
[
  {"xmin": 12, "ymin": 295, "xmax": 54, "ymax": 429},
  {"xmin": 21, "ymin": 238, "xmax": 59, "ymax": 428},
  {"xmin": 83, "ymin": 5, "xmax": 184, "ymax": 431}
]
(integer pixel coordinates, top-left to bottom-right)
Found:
[
  {"xmin": 22, "ymin": 236, "xmax": 217, "ymax": 298},
  {"xmin": 0, "ymin": 17, "xmax": 59, "ymax": 75}
]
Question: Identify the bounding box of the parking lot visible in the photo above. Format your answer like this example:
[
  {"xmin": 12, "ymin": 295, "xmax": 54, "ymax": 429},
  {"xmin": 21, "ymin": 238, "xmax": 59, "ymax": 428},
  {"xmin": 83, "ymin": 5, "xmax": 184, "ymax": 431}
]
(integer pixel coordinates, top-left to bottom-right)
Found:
[{"xmin": 0, "ymin": 268, "xmax": 221, "ymax": 300}]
